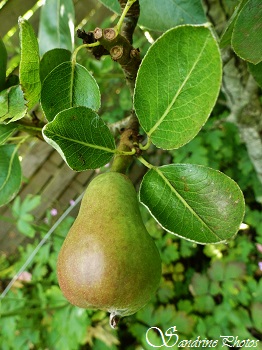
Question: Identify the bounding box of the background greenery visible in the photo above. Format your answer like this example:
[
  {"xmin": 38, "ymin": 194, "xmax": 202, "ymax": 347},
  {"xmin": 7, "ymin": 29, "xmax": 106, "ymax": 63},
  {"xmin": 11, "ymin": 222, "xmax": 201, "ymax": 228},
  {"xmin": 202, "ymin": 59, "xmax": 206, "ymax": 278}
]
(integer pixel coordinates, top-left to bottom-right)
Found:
[{"xmin": 0, "ymin": 0, "xmax": 262, "ymax": 349}]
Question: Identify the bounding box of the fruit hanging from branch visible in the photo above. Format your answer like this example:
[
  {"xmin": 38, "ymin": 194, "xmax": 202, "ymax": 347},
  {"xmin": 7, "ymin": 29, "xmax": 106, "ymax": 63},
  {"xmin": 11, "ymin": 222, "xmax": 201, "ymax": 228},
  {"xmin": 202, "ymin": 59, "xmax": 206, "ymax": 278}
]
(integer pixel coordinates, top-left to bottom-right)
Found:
[{"xmin": 57, "ymin": 171, "xmax": 162, "ymax": 328}]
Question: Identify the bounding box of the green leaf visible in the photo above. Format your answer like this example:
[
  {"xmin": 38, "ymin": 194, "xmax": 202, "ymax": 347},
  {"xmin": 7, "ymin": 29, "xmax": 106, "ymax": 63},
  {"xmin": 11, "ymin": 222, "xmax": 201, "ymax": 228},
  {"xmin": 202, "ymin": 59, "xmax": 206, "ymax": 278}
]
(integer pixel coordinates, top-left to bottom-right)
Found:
[
  {"xmin": 38, "ymin": 0, "xmax": 75, "ymax": 56},
  {"xmin": 139, "ymin": 0, "xmax": 206, "ymax": 31},
  {"xmin": 134, "ymin": 25, "xmax": 222, "ymax": 150},
  {"xmin": 98, "ymin": 0, "xmax": 206, "ymax": 31},
  {"xmin": 0, "ymin": 85, "xmax": 27, "ymax": 123},
  {"xmin": 41, "ymin": 61, "xmax": 100, "ymax": 122},
  {"xmin": 251, "ymin": 302, "xmax": 262, "ymax": 332},
  {"xmin": 20, "ymin": 194, "xmax": 41, "ymax": 213},
  {"xmin": 190, "ymin": 273, "xmax": 209, "ymax": 296},
  {"xmin": 224, "ymin": 262, "xmax": 246, "ymax": 280},
  {"xmin": 139, "ymin": 164, "xmax": 245, "ymax": 244},
  {"xmin": 248, "ymin": 61, "xmax": 262, "ymax": 88},
  {"xmin": 98, "ymin": 0, "xmax": 120, "ymax": 13},
  {"xmin": 0, "ymin": 124, "xmax": 17, "ymax": 145},
  {"xmin": 207, "ymin": 261, "xmax": 225, "ymax": 281},
  {"xmin": 0, "ymin": 88, "xmax": 8, "ymax": 119},
  {"xmin": 219, "ymin": 0, "xmax": 248, "ymax": 48},
  {"xmin": 194, "ymin": 295, "xmax": 215, "ymax": 313},
  {"xmin": 17, "ymin": 219, "xmax": 35, "ymax": 237},
  {"xmin": 18, "ymin": 17, "xmax": 41, "ymax": 110},
  {"xmin": 231, "ymin": 0, "xmax": 262, "ymax": 64},
  {"xmin": 0, "ymin": 144, "xmax": 22, "ymax": 207},
  {"xmin": 40, "ymin": 48, "xmax": 72, "ymax": 83},
  {"xmin": 0, "ymin": 36, "xmax": 7, "ymax": 91},
  {"xmin": 42, "ymin": 106, "xmax": 115, "ymax": 171}
]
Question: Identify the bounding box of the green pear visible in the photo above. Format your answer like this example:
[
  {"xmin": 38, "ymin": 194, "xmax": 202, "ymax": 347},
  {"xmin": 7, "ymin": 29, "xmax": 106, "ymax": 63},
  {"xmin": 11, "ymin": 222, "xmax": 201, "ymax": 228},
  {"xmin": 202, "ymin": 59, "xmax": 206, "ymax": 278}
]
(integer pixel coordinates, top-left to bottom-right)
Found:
[{"xmin": 57, "ymin": 171, "xmax": 162, "ymax": 327}]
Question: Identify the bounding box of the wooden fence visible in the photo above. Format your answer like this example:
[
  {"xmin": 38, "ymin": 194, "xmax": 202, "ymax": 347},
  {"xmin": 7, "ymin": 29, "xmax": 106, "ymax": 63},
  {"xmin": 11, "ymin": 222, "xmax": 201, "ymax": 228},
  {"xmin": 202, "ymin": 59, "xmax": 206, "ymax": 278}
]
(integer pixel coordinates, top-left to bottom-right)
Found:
[{"xmin": 0, "ymin": 138, "xmax": 147, "ymax": 256}]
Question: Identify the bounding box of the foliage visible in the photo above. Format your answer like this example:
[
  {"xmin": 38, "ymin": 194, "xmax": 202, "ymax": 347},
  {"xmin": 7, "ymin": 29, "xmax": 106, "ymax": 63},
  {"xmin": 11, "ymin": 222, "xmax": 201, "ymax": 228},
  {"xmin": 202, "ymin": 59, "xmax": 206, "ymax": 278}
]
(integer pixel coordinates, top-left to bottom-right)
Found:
[
  {"xmin": 0, "ymin": 0, "xmax": 248, "ymax": 245},
  {"xmin": 0, "ymin": 0, "xmax": 262, "ymax": 348}
]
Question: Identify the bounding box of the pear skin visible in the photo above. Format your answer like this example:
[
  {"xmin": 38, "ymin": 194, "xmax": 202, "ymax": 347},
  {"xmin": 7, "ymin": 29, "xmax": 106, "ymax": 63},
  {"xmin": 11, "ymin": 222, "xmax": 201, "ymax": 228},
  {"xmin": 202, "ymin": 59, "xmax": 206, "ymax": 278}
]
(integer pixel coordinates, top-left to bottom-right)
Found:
[{"xmin": 57, "ymin": 172, "xmax": 162, "ymax": 322}]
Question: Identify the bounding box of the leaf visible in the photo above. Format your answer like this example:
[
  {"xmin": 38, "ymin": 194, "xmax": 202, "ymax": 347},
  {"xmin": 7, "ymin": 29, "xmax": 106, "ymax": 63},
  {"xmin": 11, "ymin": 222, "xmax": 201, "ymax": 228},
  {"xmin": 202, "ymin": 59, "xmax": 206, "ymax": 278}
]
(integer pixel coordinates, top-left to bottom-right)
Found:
[
  {"xmin": 98, "ymin": 0, "xmax": 206, "ymax": 31},
  {"xmin": 38, "ymin": 0, "xmax": 75, "ymax": 56},
  {"xmin": 18, "ymin": 17, "xmax": 41, "ymax": 110},
  {"xmin": 0, "ymin": 85, "xmax": 27, "ymax": 123},
  {"xmin": 17, "ymin": 219, "xmax": 35, "ymax": 237},
  {"xmin": 0, "ymin": 124, "xmax": 17, "ymax": 145},
  {"xmin": 40, "ymin": 48, "xmax": 72, "ymax": 83},
  {"xmin": 219, "ymin": 0, "xmax": 248, "ymax": 48},
  {"xmin": 41, "ymin": 61, "xmax": 100, "ymax": 122},
  {"xmin": 251, "ymin": 302, "xmax": 262, "ymax": 332},
  {"xmin": 194, "ymin": 295, "xmax": 215, "ymax": 313},
  {"xmin": 231, "ymin": 0, "xmax": 262, "ymax": 64},
  {"xmin": 190, "ymin": 273, "xmax": 209, "ymax": 296},
  {"xmin": 98, "ymin": 0, "xmax": 120, "ymax": 13},
  {"xmin": 207, "ymin": 261, "xmax": 224, "ymax": 282},
  {"xmin": 0, "ymin": 88, "xmax": 8, "ymax": 118},
  {"xmin": 0, "ymin": 36, "xmax": 7, "ymax": 91},
  {"xmin": 42, "ymin": 106, "xmax": 115, "ymax": 171},
  {"xmin": 0, "ymin": 144, "xmax": 22, "ymax": 207},
  {"xmin": 140, "ymin": 0, "xmax": 206, "ymax": 31},
  {"xmin": 20, "ymin": 194, "xmax": 41, "ymax": 213},
  {"xmin": 139, "ymin": 164, "xmax": 245, "ymax": 244},
  {"xmin": 224, "ymin": 262, "xmax": 246, "ymax": 280},
  {"xmin": 134, "ymin": 25, "xmax": 222, "ymax": 150},
  {"xmin": 248, "ymin": 61, "xmax": 262, "ymax": 88}
]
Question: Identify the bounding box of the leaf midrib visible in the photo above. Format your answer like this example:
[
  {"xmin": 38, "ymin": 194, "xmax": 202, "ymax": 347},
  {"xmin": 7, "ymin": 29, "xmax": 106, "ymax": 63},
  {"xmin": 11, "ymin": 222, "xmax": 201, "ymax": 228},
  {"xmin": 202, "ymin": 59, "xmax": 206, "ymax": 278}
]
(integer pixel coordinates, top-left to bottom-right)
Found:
[
  {"xmin": 43, "ymin": 128, "xmax": 116, "ymax": 154},
  {"xmin": 155, "ymin": 167, "xmax": 224, "ymax": 241},
  {"xmin": 147, "ymin": 35, "xmax": 209, "ymax": 138}
]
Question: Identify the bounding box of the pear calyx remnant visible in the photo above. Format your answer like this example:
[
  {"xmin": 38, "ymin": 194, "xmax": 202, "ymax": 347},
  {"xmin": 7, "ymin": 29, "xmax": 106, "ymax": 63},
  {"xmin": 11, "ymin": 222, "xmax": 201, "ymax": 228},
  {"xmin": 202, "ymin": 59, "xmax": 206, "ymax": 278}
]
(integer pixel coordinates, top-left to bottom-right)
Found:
[{"xmin": 57, "ymin": 171, "xmax": 162, "ymax": 328}]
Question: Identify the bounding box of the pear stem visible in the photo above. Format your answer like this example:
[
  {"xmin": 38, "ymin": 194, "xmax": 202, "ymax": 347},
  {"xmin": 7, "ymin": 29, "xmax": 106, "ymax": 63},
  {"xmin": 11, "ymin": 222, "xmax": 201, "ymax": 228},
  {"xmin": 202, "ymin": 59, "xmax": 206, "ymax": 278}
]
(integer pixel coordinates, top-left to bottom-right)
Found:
[{"xmin": 110, "ymin": 128, "xmax": 137, "ymax": 174}]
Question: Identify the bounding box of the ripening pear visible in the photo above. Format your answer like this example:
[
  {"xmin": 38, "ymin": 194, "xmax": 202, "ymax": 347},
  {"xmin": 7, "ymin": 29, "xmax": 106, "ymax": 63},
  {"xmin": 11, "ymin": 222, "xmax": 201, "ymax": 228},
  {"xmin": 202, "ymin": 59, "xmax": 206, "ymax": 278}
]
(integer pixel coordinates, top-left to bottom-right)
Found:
[{"xmin": 57, "ymin": 171, "xmax": 162, "ymax": 327}]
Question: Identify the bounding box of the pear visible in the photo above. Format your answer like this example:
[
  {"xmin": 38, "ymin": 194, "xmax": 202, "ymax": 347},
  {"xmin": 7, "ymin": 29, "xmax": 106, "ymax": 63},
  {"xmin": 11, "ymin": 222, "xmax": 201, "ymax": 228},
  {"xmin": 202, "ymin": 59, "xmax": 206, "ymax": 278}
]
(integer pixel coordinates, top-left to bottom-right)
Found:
[{"xmin": 57, "ymin": 171, "xmax": 162, "ymax": 327}]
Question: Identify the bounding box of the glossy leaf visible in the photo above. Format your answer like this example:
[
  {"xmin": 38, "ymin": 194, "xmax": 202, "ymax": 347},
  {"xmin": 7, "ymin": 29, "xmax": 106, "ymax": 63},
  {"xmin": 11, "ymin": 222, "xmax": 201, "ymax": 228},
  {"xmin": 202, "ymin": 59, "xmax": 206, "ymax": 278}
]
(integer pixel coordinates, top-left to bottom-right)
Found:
[
  {"xmin": 248, "ymin": 61, "xmax": 262, "ymax": 88},
  {"xmin": 0, "ymin": 85, "xmax": 27, "ymax": 123},
  {"xmin": 0, "ymin": 144, "xmax": 22, "ymax": 207},
  {"xmin": 42, "ymin": 106, "xmax": 115, "ymax": 171},
  {"xmin": 98, "ymin": 0, "xmax": 206, "ymax": 31},
  {"xmin": 41, "ymin": 61, "xmax": 100, "ymax": 122},
  {"xmin": 40, "ymin": 48, "xmax": 72, "ymax": 83},
  {"xmin": 139, "ymin": 164, "xmax": 245, "ymax": 244},
  {"xmin": 18, "ymin": 17, "xmax": 41, "ymax": 110},
  {"xmin": 38, "ymin": 0, "xmax": 75, "ymax": 56},
  {"xmin": 232, "ymin": 0, "xmax": 262, "ymax": 64},
  {"xmin": 0, "ymin": 36, "xmax": 7, "ymax": 91},
  {"xmin": 134, "ymin": 25, "xmax": 222, "ymax": 150},
  {"xmin": 0, "ymin": 124, "xmax": 17, "ymax": 145}
]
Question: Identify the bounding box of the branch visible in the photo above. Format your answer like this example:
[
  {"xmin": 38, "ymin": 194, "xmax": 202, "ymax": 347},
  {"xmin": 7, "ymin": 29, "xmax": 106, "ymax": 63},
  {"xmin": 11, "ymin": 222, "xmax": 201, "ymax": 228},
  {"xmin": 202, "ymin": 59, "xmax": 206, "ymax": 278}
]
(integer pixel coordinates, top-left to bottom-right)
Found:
[{"xmin": 118, "ymin": 0, "xmax": 140, "ymax": 44}]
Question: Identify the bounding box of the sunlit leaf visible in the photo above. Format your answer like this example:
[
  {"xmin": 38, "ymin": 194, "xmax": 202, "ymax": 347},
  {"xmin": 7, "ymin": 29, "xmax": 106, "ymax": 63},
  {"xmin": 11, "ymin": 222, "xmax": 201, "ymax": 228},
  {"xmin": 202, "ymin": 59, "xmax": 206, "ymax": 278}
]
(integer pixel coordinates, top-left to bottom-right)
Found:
[
  {"xmin": 134, "ymin": 25, "xmax": 222, "ymax": 150},
  {"xmin": 18, "ymin": 17, "xmax": 41, "ymax": 109},
  {"xmin": 38, "ymin": 0, "xmax": 75, "ymax": 56}
]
